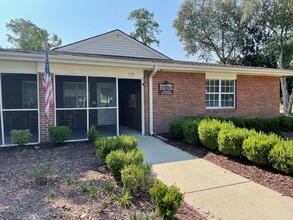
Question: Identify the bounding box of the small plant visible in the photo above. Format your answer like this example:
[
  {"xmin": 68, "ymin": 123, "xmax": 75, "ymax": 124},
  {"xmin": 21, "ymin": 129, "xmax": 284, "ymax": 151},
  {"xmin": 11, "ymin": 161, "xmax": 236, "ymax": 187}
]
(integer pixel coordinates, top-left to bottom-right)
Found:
[
  {"xmin": 269, "ymin": 140, "xmax": 293, "ymax": 174},
  {"xmin": 80, "ymin": 181, "xmax": 101, "ymax": 198},
  {"xmin": 48, "ymin": 126, "xmax": 71, "ymax": 144},
  {"xmin": 198, "ymin": 119, "xmax": 234, "ymax": 150},
  {"xmin": 88, "ymin": 125, "xmax": 99, "ymax": 142},
  {"xmin": 104, "ymin": 180, "xmax": 115, "ymax": 194},
  {"xmin": 28, "ymin": 162, "xmax": 54, "ymax": 184},
  {"xmin": 218, "ymin": 128, "xmax": 256, "ymax": 157},
  {"xmin": 242, "ymin": 133, "xmax": 280, "ymax": 165},
  {"xmin": 65, "ymin": 176, "xmax": 75, "ymax": 185},
  {"xmin": 10, "ymin": 129, "xmax": 33, "ymax": 145},
  {"xmin": 169, "ymin": 119, "xmax": 184, "ymax": 139},
  {"xmin": 118, "ymin": 191, "xmax": 133, "ymax": 207},
  {"xmin": 150, "ymin": 181, "xmax": 184, "ymax": 220},
  {"xmin": 121, "ymin": 164, "xmax": 153, "ymax": 196},
  {"xmin": 44, "ymin": 189, "xmax": 56, "ymax": 203},
  {"xmin": 105, "ymin": 149, "xmax": 144, "ymax": 179},
  {"xmin": 89, "ymin": 185, "xmax": 99, "ymax": 198},
  {"xmin": 181, "ymin": 119, "xmax": 200, "ymax": 146},
  {"xmin": 129, "ymin": 212, "xmax": 155, "ymax": 220}
]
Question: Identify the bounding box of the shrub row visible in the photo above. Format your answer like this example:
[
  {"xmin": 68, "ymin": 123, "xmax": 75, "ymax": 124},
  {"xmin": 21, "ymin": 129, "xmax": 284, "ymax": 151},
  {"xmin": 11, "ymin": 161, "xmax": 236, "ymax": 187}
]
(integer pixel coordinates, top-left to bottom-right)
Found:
[
  {"xmin": 169, "ymin": 115, "xmax": 293, "ymax": 142},
  {"xmin": 198, "ymin": 119, "xmax": 292, "ymax": 174},
  {"xmin": 95, "ymin": 135, "xmax": 184, "ymax": 219}
]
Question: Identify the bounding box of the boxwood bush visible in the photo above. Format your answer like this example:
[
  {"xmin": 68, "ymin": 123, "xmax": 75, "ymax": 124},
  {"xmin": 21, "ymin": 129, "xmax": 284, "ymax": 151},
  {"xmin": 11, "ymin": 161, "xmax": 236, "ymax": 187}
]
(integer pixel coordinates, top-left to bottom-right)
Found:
[
  {"xmin": 105, "ymin": 149, "xmax": 144, "ymax": 179},
  {"xmin": 278, "ymin": 115, "xmax": 293, "ymax": 131},
  {"xmin": 95, "ymin": 135, "xmax": 138, "ymax": 162},
  {"xmin": 48, "ymin": 126, "xmax": 71, "ymax": 144},
  {"xmin": 150, "ymin": 181, "xmax": 184, "ymax": 220},
  {"xmin": 242, "ymin": 133, "xmax": 280, "ymax": 165},
  {"xmin": 182, "ymin": 119, "xmax": 200, "ymax": 146},
  {"xmin": 121, "ymin": 163, "xmax": 153, "ymax": 195},
  {"xmin": 169, "ymin": 119, "xmax": 184, "ymax": 139},
  {"xmin": 268, "ymin": 140, "xmax": 293, "ymax": 174},
  {"xmin": 198, "ymin": 119, "xmax": 235, "ymax": 150},
  {"xmin": 10, "ymin": 129, "xmax": 33, "ymax": 145},
  {"xmin": 218, "ymin": 128, "xmax": 256, "ymax": 157}
]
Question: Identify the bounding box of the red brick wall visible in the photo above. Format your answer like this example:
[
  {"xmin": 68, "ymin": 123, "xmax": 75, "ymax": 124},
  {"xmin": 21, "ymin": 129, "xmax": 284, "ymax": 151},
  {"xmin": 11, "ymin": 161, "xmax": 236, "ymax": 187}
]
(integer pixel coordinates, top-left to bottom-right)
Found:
[
  {"xmin": 39, "ymin": 73, "xmax": 55, "ymax": 142},
  {"xmin": 144, "ymin": 71, "xmax": 280, "ymax": 134}
]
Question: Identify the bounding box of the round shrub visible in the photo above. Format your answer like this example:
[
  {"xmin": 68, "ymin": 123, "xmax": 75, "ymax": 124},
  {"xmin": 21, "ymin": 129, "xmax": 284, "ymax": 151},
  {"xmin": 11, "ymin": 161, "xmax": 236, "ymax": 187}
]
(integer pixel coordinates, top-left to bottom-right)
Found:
[
  {"xmin": 95, "ymin": 135, "xmax": 138, "ymax": 162},
  {"xmin": 269, "ymin": 140, "xmax": 293, "ymax": 174},
  {"xmin": 218, "ymin": 128, "xmax": 256, "ymax": 157},
  {"xmin": 48, "ymin": 126, "xmax": 71, "ymax": 144},
  {"xmin": 169, "ymin": 119, "xmax": 184, "ymax": 139},
  {"xmin": 150, "ymin": 181, "xmax": 184, "ymax": 220},
  {"xmin": 182, "ymin": 119, "xmax": 200, "ymax": 146},
  {"xmin": 10, "ymin": 129, "xmax": 33, "ymax": 145},
  {"xmin": 116, "ymin": 135, "xmax": 138, "ymax": 152},
  {"xmin": 105, "ymin": 149, "xmax": 144, "ymax": 179},
  {"xmin": 198, "ymin": 119, "xmax": 235, "ymax": 150},
  {"xmin": 121, "ymin": 163, "xmax": 153, "ymax": 195},
  {"xmin": 242, "ymin": 133, "xmax": 280, "ymax": 165}
]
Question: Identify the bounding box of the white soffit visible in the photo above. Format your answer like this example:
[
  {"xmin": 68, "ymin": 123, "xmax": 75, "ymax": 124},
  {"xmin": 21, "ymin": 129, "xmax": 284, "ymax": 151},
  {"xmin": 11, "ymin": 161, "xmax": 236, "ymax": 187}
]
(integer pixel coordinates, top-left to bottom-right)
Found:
[{"xmin": 205, "ymin": 72, "xmax": 237, "ymax": 80}]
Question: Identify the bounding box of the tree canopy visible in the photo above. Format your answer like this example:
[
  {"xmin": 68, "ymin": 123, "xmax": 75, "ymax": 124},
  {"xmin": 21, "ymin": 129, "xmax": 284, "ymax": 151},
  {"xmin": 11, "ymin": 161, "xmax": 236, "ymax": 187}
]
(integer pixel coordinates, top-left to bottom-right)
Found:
[
  {"xmin": 128, "ymin": 8, "xmax": 161, "ymax": 46},
  {"xmin": 173, "ymin": 0, "xmax": 246, "ymax": 63},
  {"xmin": 6, "ymin": 18, "xmax": 62, "ymax": 50}
]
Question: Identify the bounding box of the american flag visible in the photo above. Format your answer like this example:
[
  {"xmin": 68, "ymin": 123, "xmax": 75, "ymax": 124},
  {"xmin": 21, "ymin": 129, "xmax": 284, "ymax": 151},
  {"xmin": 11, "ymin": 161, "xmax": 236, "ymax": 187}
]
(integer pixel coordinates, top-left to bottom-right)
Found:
[{"xmin": 43, "ymin": 50, "xmax": 53, "ymax": 119}]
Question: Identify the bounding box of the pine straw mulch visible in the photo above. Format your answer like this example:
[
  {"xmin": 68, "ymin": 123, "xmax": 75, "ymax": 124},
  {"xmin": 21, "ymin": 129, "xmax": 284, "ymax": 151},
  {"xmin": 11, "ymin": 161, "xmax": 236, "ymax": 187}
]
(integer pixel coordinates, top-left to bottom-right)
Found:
[{"xmin": 0, "ymin": 141, "xmax": 205, "ymax": 220}]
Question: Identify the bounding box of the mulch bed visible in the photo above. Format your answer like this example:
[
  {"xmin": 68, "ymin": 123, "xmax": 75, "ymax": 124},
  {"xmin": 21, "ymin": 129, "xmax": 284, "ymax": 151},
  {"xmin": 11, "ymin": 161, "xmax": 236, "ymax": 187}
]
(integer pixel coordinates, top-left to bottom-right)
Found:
[
  {"xmin": 159, "ymin": 133, "xmax": 293, "ymax": 198},
  {"xmin": 0, "ymin": 141, "xmax": 205, "ymax": 220}
]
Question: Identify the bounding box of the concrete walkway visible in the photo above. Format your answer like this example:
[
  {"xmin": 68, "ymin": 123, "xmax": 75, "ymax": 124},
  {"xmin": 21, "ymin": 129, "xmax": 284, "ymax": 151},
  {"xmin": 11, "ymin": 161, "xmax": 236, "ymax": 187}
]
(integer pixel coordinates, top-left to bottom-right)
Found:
[{"xmin": 121, "ymin": 127, "xmax": 293, "ymax": 220}]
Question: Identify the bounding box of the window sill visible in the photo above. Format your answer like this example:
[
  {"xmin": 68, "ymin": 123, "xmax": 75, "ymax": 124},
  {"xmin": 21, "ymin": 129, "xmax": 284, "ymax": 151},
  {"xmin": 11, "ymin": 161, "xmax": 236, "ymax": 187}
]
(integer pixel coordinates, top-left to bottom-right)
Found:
[{"xmin": 206, "ymin": 107, "xmax": 235, "ymax": 110}]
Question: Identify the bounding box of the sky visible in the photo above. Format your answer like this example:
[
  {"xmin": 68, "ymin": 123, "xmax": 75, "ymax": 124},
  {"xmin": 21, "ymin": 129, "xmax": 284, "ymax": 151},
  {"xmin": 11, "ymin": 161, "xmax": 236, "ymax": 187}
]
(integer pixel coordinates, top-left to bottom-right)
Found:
[{"xmin": 0, "ymin": 0, "xmax": 197, "ymax": 61}]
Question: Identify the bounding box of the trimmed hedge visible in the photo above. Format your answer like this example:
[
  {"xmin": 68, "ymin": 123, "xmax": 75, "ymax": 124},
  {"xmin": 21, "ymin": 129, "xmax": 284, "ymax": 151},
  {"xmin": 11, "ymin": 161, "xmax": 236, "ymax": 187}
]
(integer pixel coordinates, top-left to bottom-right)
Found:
[
  {"xmin": 48, "ymin": 126, "xmax": 71, "ymax": 144},
  {"xmin": 198, "ymin": 119, "xmax": 235, "ymax": 150},
  {"xmin": 218, "ymin": 128, "xmax": 256, "ymax": 157},
  {"xmin": 10, "ymin": 129, "xmax": 33, "ymax": 145},
  {"xmin": 182, "ymin": 119, "xmax": 200, "ymax": 146},
  {"xmin": 95, "ymin": 135, "xmax": 138, "ymax": 162},
  {"xmin": 105, "ymin": 149, "xmax": 144, "ymax": 179},
  {"xmin": 169, "ymin": 119, "xmax": 184, "ymax": 139},
  {"xmin": 242, "ymin": 133, "xmax": 280, "ymax": 165},
  {"xmin": 269, "ymin": 140, "xmax": 293, "ymax": 174}
]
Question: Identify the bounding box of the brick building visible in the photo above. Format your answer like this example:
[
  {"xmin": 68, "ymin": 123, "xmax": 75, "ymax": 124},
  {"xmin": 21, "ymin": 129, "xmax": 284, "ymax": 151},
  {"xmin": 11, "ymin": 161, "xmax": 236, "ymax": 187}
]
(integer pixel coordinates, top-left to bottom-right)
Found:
[{"xmin": 0, "ymin": 29, "xmax": 292, "ymax": 146}]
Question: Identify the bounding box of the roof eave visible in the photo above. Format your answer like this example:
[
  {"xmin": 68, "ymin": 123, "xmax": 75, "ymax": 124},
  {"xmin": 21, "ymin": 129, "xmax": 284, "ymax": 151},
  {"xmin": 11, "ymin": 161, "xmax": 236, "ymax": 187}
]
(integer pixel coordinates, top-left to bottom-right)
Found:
[{"xmin": 0, "ymin": 51, "xmax": 292, "ymax": 77}]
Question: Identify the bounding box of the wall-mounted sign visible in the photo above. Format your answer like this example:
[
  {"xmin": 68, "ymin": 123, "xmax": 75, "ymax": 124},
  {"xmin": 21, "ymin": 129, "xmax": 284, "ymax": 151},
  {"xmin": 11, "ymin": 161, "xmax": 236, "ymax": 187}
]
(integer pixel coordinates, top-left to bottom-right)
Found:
[{"xmin": 158, "ymin": 80, "xmax": 174, "ymax": 95}]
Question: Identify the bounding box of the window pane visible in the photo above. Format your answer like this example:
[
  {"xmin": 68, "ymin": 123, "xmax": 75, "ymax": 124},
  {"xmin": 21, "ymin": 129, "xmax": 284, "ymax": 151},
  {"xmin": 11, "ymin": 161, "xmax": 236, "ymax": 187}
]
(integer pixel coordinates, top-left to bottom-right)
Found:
[
  {"xmin": 56, "ymin": 76, "xmax": 86, "ymax": 108},
  {"xmin": 3, "ymin": 111, "xmax": 38, "ymax": 145},
  {"xmin": 205, "ymin": 94, "xmax": 219, "ymax": 107},
  {"xmin": 221, "ymin": 94, "xmax": 234, "ymax": 107},
  {"xmin": 221, "ymin": 80, "xmax": 234, "ymax": 93},
  {"xmin": 89, "ymin": 109, "xmax": 117, "ymax": 136},
  {"xmin": 2, "ymin": 74, "xmax": 38, "ymax": 109},
  {"xmin": 56, "ymin": 110, "xmax": 87, "ymax": 139}
]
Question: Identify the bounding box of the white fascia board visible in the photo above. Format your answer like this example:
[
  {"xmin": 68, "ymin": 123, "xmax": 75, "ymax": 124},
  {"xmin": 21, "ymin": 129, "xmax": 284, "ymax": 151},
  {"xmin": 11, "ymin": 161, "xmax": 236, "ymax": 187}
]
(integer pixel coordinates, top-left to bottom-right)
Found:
[{"xmin": 1, "ymin": 51, "xmax": 293, "ymax": 76}]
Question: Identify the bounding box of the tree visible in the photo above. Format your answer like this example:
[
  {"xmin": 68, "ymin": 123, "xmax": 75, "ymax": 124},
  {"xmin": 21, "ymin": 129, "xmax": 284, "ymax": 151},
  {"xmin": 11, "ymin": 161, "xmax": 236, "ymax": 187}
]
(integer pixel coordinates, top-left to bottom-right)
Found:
[
  {"xmin": 173, "ymin": 0, "xmax": 246, "ymax": 63},
  {"xmin": 6, "ymin": 18, "xmax": 62, "ymax": 50},
  {"xmin": 243, "ymin": 0, "xmax": 293, "ymax": 115},
  {"xmin": 128, "ymin": 8, "xmax": 161, "ymax": 46},
  {"xmin": 229, "ymin": 24, "xmax": 278, "ymax": 68}
]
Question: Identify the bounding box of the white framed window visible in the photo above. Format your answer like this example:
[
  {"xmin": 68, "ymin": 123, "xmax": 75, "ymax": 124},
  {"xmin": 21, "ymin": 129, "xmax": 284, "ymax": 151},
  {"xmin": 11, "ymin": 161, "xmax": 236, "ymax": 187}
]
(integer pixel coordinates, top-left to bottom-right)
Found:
[
  {"xmin": 22, "ymin": 81, "xmax": 38, "ymax": 109},
  {"xmin": 63, "ymin": 82, "xmax": 86, "ymax": 108},
  {"xmin": 206, "ymin": 79, "xmax": 235, "ymax": 108}
]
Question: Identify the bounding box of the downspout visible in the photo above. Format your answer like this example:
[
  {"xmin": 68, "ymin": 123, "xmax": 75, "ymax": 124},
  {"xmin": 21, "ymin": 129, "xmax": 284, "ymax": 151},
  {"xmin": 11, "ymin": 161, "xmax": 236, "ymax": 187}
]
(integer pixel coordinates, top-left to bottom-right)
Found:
[{"xmin": 149, "ymin": 65, "xmax": 159, "ymax": 135}]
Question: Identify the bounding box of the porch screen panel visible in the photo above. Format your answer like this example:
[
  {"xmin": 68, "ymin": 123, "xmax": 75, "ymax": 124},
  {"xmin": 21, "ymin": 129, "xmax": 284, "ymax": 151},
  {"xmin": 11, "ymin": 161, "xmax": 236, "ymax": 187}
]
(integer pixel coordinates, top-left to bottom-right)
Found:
[
  {"xmin": 1, "ymin": 73, "xmax": 39, "ymax": 145},
  {"xmin": 56, "ymin": 76, "xmax": 87, "ymax": 140},
  {"xmin": 88, "ymin": 77, "xmax": 117, "ymax": 136}
]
